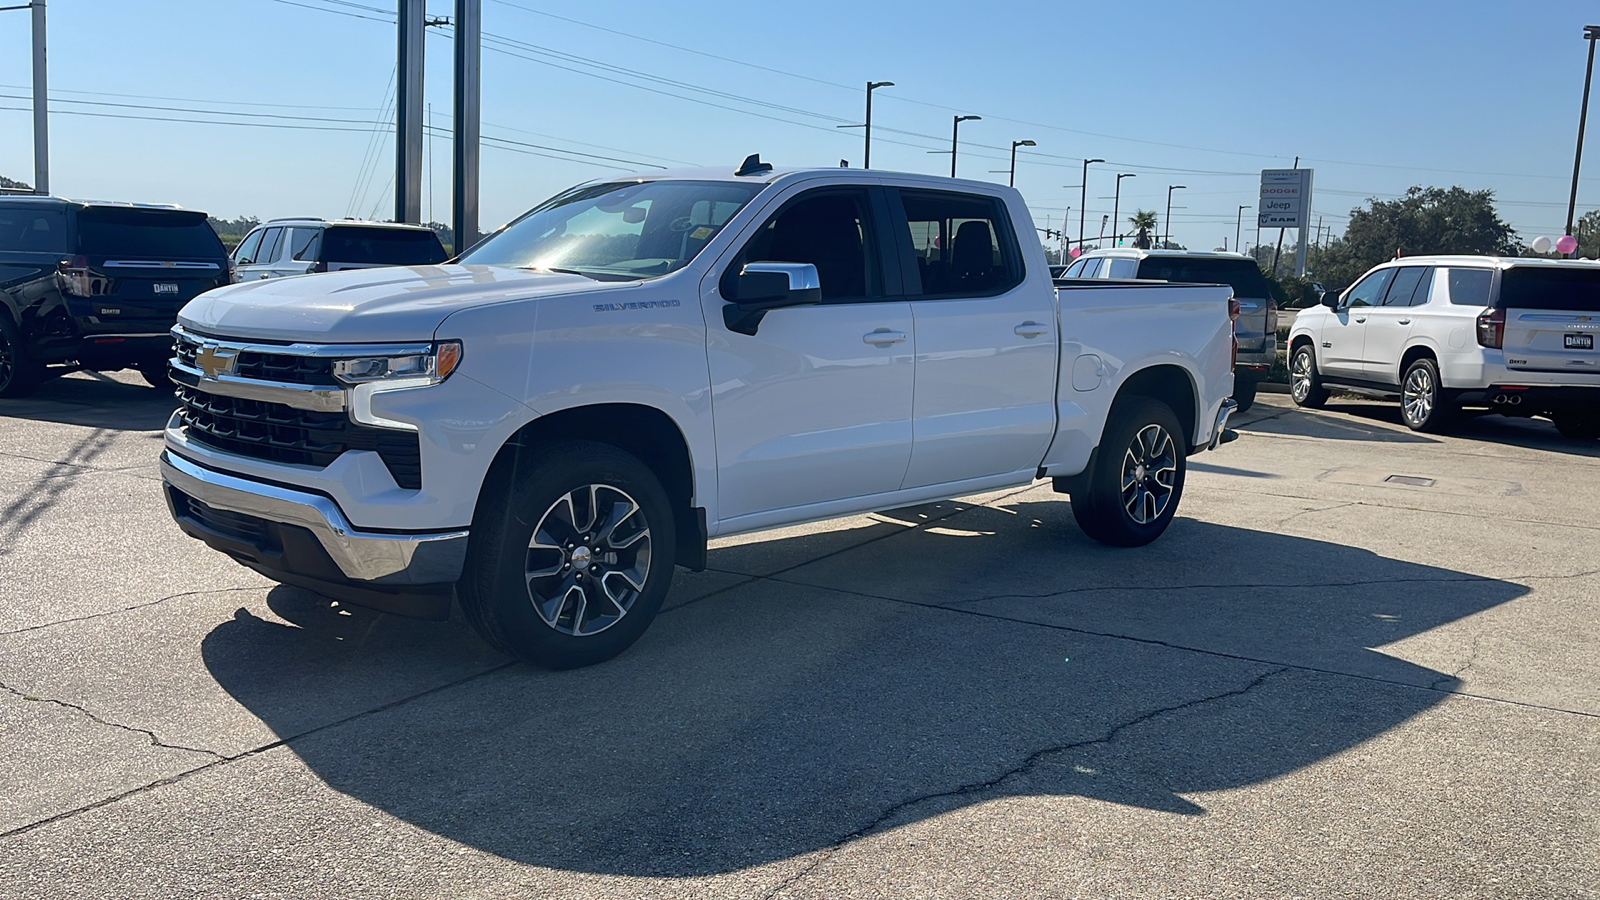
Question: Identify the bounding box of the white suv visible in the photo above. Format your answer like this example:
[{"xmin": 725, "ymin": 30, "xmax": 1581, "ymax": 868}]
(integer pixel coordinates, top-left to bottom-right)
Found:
[
  {"xmin": 231, "ymin": 219, "xmax": 447, "ymax": 281},
  {"xmin": 1288, "ymin": 256, "xmax": 1600, "ymax": 437}
]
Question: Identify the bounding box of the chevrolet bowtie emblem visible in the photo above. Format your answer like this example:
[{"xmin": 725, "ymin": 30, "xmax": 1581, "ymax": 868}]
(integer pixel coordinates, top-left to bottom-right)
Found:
[{"xmin": 194, "ymin": 344, "xmax": 238, "ymax": 379}]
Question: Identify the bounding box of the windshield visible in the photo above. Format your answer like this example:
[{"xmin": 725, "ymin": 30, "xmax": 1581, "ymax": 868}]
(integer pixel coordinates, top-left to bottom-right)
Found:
[
  {"xmin": 1136, "ymin": 257, "xmax": 1273, "ymax": 301},
  {"xmin": 458, "ymin": 180, "xmax": 762, "ymax": 279}
]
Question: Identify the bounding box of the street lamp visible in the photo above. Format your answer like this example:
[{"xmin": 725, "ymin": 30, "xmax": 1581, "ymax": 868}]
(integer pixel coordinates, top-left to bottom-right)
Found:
[
  {"xmin": 1236, "ymin": 205, "xmax": 1250, "ymax": 255},
  {"xmin": 1113, "ymin": 173, "xmax": 1136, "ymax": 246},
  {"xmin": 1164, "ymin": 185, "xmax": 1186, "ymax": 248},
  {"xmin": 1008, "ymin": 139, "xmax": 1036, "ymax": 187},
  {"xmin": 951, "ymin": 115, "xmax": 981, "ymax": 178},
  {"xmin": 3, "ymin": 0, "xmax": 47, "ymax": 193},
  {"xmin": 1566, "ymin": 26, "xmax": 1600, "ymax": 253},
  {"xmin": 1080, "ymin": 158, "xmax": 1103, "ymax": 249},
  {"xmin": 864, "ymin": 81, "xmax": 892, "ymax": 169}
]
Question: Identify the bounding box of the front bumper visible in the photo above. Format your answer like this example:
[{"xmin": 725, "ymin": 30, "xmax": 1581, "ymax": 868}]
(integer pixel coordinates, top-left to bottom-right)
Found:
[{"xmin": 161, "ymin": 450, "xmax": 467, "ymax": 618}]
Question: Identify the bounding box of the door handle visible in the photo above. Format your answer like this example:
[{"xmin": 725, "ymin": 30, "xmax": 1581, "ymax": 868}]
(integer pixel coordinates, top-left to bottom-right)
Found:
[
  {"xmin": 863, "ymin": 329, "xmax": 907, "ymax": 346},
  {"xmin": 1397, "ymin": 318, "xmax": 1412, "ymax": 325},
  {"xmin": 1014, "ymin": 321, "xmax": 1051, "ymax": 338},
  {"xmin": 1354, "ymin": 316, "xmax": 1367, "ymax": 323}
]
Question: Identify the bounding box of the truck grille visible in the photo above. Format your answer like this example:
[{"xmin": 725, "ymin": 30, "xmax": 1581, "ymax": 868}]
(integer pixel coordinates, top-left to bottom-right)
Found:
[
  {"xmin": 174, "ymin": 385, "xmax": 422, "ymax": 490},
  {"xmin": 173, "ymin": 339, "xmax": 336, "ymax": 385}
]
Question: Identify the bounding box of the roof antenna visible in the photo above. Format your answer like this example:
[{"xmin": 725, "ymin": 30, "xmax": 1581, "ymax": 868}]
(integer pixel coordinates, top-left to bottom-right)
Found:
[
  {"xmin": 735, "ymin": 154, "xmax": 773, "ymax": 177},
  {"xmin": 840, "ymin": 159, "xmax": 849, "ymax": 168}
]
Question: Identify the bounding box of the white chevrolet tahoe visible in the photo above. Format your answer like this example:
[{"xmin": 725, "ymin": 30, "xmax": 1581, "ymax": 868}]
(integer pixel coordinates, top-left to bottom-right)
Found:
[
  {"xmin": 1288, "ymin": 256, "xmax": 1600, "ymax": 436},
  {"xmin": 160, "ymin": 159, "xmax": 1238, "ymax": 668}
]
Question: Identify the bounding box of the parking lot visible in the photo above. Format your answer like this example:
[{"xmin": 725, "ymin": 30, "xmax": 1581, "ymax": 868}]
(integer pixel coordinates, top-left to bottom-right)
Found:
[{"xmin": 1, "ymin": 373, "xmax": 1596, "ymax": 899}]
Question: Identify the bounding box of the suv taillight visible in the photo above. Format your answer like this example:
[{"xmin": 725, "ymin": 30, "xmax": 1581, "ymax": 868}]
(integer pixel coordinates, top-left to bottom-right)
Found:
[
  {"xmin": 1266, "ymin": 302, "xmax": 1278, "ymax": 333},
  {"xmin": 1476, "ymin": 308, "xmax": 1505, "ymax": 349},
  {"xmin": 227, "ymin": 257, "xmax": 240, "ymax": 284},
  {"xmin": 1228, "ymin": 297, "xmax": 1241, "ymax": 322},
  {"xmin": 57, "ymin": 255, "xmax": 92, "ymax": 297}
]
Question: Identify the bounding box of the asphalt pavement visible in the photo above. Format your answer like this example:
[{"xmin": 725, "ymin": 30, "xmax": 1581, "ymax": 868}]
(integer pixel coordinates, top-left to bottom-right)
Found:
[{"xmin": 1, "ymin": 371, "xmax": 1596, "ymax": 899}]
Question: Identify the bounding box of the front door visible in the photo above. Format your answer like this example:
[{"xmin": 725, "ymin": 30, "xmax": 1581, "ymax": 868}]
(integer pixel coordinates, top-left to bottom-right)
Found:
[
  {"xmin": 702, "ymin": 185, "xmax": 915, "ymax": 526},
  {"xmin": 888, "ymin": 187, "xmax": 1058, "ymax": 489},
  {"xmin": 1361, "ymin": 266, "xmax": 1431, "ymax": 382},
  {"xmin": 1321, "ymin": 267, "xmax": 1395, "ymax": 379}
]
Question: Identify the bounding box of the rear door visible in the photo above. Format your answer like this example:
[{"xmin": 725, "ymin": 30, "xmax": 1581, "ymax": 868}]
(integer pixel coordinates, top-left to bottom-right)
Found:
[
  {"xmin": 889, "ymin": 187, "xmax": 1058, "ymax": 489},
  {"xmin": 73, "ymin": 207, "xmax": 230, "ymax": 332},
  {"xmin": 1360, "ymin": 266, "xmax": 1431, "ymax": 382},
  {"xmin": 319, "ymin": 225, "xmax": 448, "ymax": 271},
  {"xmin": 1497, "ymin": 266, "xmax": 1600, "ymax": 375}
]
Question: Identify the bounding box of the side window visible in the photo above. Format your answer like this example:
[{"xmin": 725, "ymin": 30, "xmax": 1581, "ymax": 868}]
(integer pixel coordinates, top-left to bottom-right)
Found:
[
  {"xmin": 289, "ymin": 227, "xmax": 321, "ymax": 261},
  {"xmin": 898, "ymin": 189, "xmax": 1022, "ymax": 297},
  {"xmin": 1078, "ymin": 258, "xmax": 1104, "ymax": 279},
  {"xmin": 1060, "ymin": 258, "xmax": 1087, "ymax": 278},
  {"xmin": 234, "ymin": 228, "xmax": 264, "ymax": 264},
  {"xmin": 1382, "ymin": 266, "xmax": 1426, "ymax": 306},
  {"xmin": 1444, "ymin": 268, "xmax": 1494, "ymax": 306},
  {"xmin": 1407, "ymin": 268, "xmax": 1436, "ymax": 306},
  {"xmin": 1107, "ymin": 258, "xmax": 1138, "ymax": 279},
  {"xmin": 1345, "ymin": 268, "xmax": 1395, "ymax": 308},
  {"xmin": 723, "ymin": 189, "xmax": 880, "ymax": 302},
  {"xmin": 256, "ymin": 227, "xmax": 285, "ymax": 264}
]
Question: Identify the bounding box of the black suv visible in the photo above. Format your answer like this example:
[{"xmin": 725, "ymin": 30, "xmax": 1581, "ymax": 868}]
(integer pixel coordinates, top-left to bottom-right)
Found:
[{"xmin": 0, "ymin": 196, "xmax": 231, "ymax": 397}]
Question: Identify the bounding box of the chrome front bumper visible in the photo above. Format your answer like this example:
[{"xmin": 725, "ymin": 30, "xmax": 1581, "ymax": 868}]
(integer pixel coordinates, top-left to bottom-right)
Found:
[
  {"xmin": 160, "ymin": 450, "xmax": 468, "ymax": 585},
  {"xmin": 1206, "ymin": 398, "xmax": 1240, "ymax": 451}
]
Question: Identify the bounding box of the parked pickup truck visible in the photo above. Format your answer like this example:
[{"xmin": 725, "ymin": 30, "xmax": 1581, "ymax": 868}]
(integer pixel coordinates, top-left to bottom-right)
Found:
[{"xmin": 160, "ymin": 158, "xmax": 1238, "ymax": 668}]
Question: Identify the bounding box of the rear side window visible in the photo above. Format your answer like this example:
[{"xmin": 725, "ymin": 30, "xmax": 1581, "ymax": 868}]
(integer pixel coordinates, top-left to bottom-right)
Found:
[
  {"xmin": 321, "ymin": 227, "xmax": 447, "ymax": 266},
  {"xmin": 1382, "ymin": 266, "xmax": 1427, "ymax": 306},
  {"xmin": 1497, "ymin": 266, "xmax": 1600, "ymax": 311},
  {"xmin": 1444, "ymin": 268, "xmax": 1494, "ymax": 306},
  {"xmin": 1107, "ymin": 258, "xmax": 1138, "ymax": 278},
  {"xmin": 76, "ymin": 208, "xmax": 225, "ymax": 259},
  {"xmin": 289, "ymin": 227, "xmax": 320, "ymax": 261},
  {"xmin": 0, "ymin": 207, "xmax": 68, "ymax": 252},
  {"xmin": 898, "ymin": 190, "xmax": 1023, "ymax": 296},
  {"xmin": 1136, "ymin": 257, "xmax": 1272, "ymax": 300}
]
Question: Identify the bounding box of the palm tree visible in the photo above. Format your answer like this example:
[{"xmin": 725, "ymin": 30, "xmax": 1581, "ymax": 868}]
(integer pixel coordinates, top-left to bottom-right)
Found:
[{"xmin": 1128, "ymin": 209, "xmax": 1158, "ymax": 249}]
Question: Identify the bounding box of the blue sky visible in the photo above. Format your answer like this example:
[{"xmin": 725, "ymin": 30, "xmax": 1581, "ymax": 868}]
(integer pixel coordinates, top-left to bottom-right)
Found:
[{"xmin": 3, "ymin": 0, "xmax": 1599, "ymax": 253}]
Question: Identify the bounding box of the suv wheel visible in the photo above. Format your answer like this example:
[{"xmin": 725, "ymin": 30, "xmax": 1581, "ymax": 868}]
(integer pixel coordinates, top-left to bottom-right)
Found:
[
  {"xmin": 1552, "ymin": 411, "xmax": 1600, "ymax": 440},
  {"xmin": 459, "ymin": 440, "xmax": 677, "ymax": 669},
  {"xmin": 1071, "ymin": 398, "xmax": 1187, "ymax": 547},
  {"xmin": 0, "ymin": 315, "xmax": 41, "ymax": 399},
  {"xmin": 1289, "ymin": 344, "xmax": 1327, "ymax": 408},
  {"xmin": 133, "ymin": 357, "xmax": 172, "ymax": 390},
  {"xmin": 1400, "ymin": 357, "xmax": 1453, "ymax": 432}
]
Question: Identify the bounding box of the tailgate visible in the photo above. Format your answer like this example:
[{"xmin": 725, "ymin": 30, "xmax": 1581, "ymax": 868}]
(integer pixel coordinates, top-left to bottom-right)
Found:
[{"xmin": 1498, "ymin": 267, "xmax": 1600, "ymax": 374}]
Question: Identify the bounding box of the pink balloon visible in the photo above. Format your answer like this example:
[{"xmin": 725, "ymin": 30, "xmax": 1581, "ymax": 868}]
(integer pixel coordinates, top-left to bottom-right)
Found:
[
  {"xmin": 1068, "ymin": 246, "xmax": 1082, "ymax": 259},
  {"xmin": 1557, "ymin": 234, "xmax": 1578, "ymax": 254}
]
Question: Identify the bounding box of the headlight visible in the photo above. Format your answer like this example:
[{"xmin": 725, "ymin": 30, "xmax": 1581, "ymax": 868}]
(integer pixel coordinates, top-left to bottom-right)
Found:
[{"xmin": 333, "ymin": 341, "xmax": 463, "ymax": 386}]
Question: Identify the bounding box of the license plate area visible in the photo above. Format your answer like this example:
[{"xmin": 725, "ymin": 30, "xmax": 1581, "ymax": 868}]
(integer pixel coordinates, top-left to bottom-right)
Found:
[{"xmin": 1565, "ymin": 333, "xmax": 1594, "ymax": 350}]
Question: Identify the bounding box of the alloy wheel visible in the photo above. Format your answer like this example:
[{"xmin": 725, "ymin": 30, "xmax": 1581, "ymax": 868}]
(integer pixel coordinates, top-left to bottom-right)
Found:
[
  {"xmin": 0, "ymin": 327, "xmax": 13, "ymax": 389},
  {"xmin": 525, "ymin": 484, "xmax": 653, "ymax": 637},
  {"xmin": 1290, "ymin": 349, "xmax": 1313, "ymax": 403},
  {"xmin": 1120, "ymin": 423, "xmax": 1178, "ymax": 525},
  {"xmin": 1403, "ymin": 366, "xmax": 1435, "ymax": 426}
]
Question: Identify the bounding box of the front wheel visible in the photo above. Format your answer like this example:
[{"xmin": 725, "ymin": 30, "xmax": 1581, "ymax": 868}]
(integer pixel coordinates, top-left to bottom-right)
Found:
[
  {"xmin": 0, "ymin": 315, "xmax": 42, "ymax": 399},
  {"xmin": 459, "ymin": 441, "xmax": 678, "ymax": 669},
  {"xmin": 1071, "ymin": 398, "xmax": 1187, "ymax": 547},
  {"xmin": 1400, "ymin": 357, "xmax": 1454, "ymax": 432},
  {"xmin": 1289, "ymin": 344, "xmax": 1327, "ymax": 409},
  {"xmin": 1552, "ymin": 411, "xmax": 1600, "ymax": 440}
]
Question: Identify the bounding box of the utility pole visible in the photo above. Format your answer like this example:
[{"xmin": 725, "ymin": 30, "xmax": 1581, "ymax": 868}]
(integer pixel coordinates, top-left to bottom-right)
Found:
[
  {"xmin": 395, "ymin": 0, "xmax": 425, "ymax": 224},
  {"xmin": 452, "ymin": 0, "xmax": 481, "ymax": 253},
  {"xmin": 1568, "ymin": 26, "xmax": 1593, "ymax": 254},
  {"xmin": 30, "ymin": 0, "xmax": 48, "ymax": 194},
  {"xmin": 1079, "ymin": 158, "xmax": 1102, "ymax": 249}
]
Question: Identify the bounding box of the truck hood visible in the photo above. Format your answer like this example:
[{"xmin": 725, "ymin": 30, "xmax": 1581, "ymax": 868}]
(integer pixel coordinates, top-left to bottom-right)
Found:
[{"xmin": 178, "ymin": 265, "xmax": 635, "ymax": 343}]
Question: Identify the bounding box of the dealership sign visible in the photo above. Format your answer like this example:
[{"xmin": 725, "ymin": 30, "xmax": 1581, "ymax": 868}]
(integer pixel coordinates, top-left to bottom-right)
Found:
[{"xmin": 1258, "ymin": 169, "xmax": 1313, "ymax": 228}]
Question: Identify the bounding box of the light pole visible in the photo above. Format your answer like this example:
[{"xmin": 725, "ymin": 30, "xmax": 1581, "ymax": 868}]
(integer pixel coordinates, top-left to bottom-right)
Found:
[
  {"xmin": 1008, "ymin": 139, "xmax": 1035, "ymax": 187},
  {"xmin": 864, "ymin": 81, "xmax": 892, "ymax": 169},
  {"xmin": 1566, "ymin": 26, "xmax": 1600, "ymax": 252},
  {"xmin": 1113, "ymin": 173, "xmax": 1135, "ymax": 246},
  {"xmin": 3, "ymin": 0, "xmax": 49, "ymax": 193},
  {"xmin": 1236, "ymin": 205, "xmax": 1250, "ymax": 256},
  {"xmin": 1164, "ymin": 185, "xmax": 1186, "ymax": 248},
  {"xmin": 1080, "ymin": 158, "xmax": 1103, "ymax": 249},
  {"xmin": 950, "ymin": 115, "xmax": 981, "ymax": 178}
]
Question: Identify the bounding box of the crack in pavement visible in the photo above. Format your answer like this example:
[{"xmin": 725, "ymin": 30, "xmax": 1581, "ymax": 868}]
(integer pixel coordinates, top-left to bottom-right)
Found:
[
  {"xmin": 759, "ymin": 667, "xmax": 1288, "ymax": 899},
  {"xmin": 0, "ymin": 586, "xmax": 267, "ymax": 637},
  {"xmin": 0, "ymin": 679, "xmax": 223, "ymax": 761},
  {"xmin": 1432, "ymin": 634, "xmax": 1486, "ymax": 691},
  {"xmin": 1275, "ymin": 500, "xmax": 1358, "ymax": 527}
]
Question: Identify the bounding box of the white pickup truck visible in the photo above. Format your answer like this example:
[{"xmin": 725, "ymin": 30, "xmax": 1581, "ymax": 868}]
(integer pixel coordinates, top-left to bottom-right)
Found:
[{"xmin": 160, "ymin": 158, "xmax": 1238, "ymax": 668}]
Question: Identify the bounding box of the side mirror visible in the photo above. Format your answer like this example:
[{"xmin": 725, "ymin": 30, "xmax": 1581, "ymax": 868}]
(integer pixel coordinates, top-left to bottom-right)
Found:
[
  {"xmin": 1320, "ymin": 290, "xmax": 1339, "ymax": 309},
  {"xmin": 236, "ymin": 257, "xmax": 253, "ymax": 266},
  {"xmin": 725, "ymin": 262, "xmax": 822, "ymax": 335}
]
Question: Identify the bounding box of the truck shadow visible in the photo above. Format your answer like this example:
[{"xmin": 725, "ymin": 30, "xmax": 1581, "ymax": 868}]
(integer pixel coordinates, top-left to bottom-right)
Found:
[
  {"xmin": 200, "ymin": 500, "xmax": 1525, "ymax": 876},
  {"xmin": 0, "ymin": 370, "xmax": 176, "ymax": 432}
]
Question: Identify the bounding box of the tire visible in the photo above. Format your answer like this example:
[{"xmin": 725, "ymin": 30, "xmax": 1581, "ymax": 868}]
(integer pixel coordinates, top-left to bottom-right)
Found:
[
  {"xmin": 1288, "ymin": 343, "xmax": 1327, "ymax": 409},
  {"xmin": 1071, "ymin": 398, "xmax": 1187, "ymax": 547},
  {"xmin": 1232, "ymin": 374, "xmax": 1258, "ymax": 413},
  {"xmin": 458, "ymin": 440, "xmax": 677, "ymax": 669},
  {"xmin": 0, "ymin": 314, "xmax": 41, "ymax": 399},
  {"xmin": 1399, "ymin": 357, "xmax": 1454, "ymax": 433},
  {"xmin": 1552, "ymin": 411, "xmax": 1600, "ymax": 440},
  {"xmin": 133, "ymin": 357, "xmax": 172, "ymax": 390}
]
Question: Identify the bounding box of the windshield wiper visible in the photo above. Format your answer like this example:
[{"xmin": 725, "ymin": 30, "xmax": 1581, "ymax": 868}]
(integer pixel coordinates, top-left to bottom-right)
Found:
[{"xmin": 539, "ymin": 266, "xmax": 603, "ymax": 280}]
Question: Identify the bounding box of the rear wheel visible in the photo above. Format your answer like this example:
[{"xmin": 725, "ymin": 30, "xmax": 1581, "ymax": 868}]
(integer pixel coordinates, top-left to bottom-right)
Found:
[
  {"xmin": 133, "ymin": 356, "xmax": 172, "ymax": 390},
  {"xmin": 1071, "ymin": 398, "xmax": 1187, "ymax": 547},
  {"xmin": 1400, "ymin": 357, "xmax": 1454, "ymax": 432},
  {"xmin": 0, "ymin": 315, "xmax": 41, "ymax": 399},
  {"xmin": 459, "ymin": 440, "xmax": 677, "ymax": 669},
  {"xmin": 1552, "ymin": 411, "xmax": 1600, "ymax": 440},
  {"xmin": 1289, "ymin": 344, "xmax": 1327, "ymax": 409}
]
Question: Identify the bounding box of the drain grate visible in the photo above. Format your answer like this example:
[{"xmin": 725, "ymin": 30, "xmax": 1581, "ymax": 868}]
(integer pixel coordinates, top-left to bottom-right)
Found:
[{"xmin": 1385, "ymin": 474, "xmax": 1436, "ymax": 487}]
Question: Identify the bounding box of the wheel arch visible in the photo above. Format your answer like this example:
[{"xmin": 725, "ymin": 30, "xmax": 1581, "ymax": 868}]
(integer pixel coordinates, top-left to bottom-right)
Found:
[
  {"xmin": 1111, "ymin": 363, "xmax": 1199, "ymax": 453},
  {"xmin": 481, "ymin": 403, "xmax": 706, "ymax": 570},
  {"xmin": 1398, "ymin": 342, "xmax": 1440, "ymax": 383}
]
